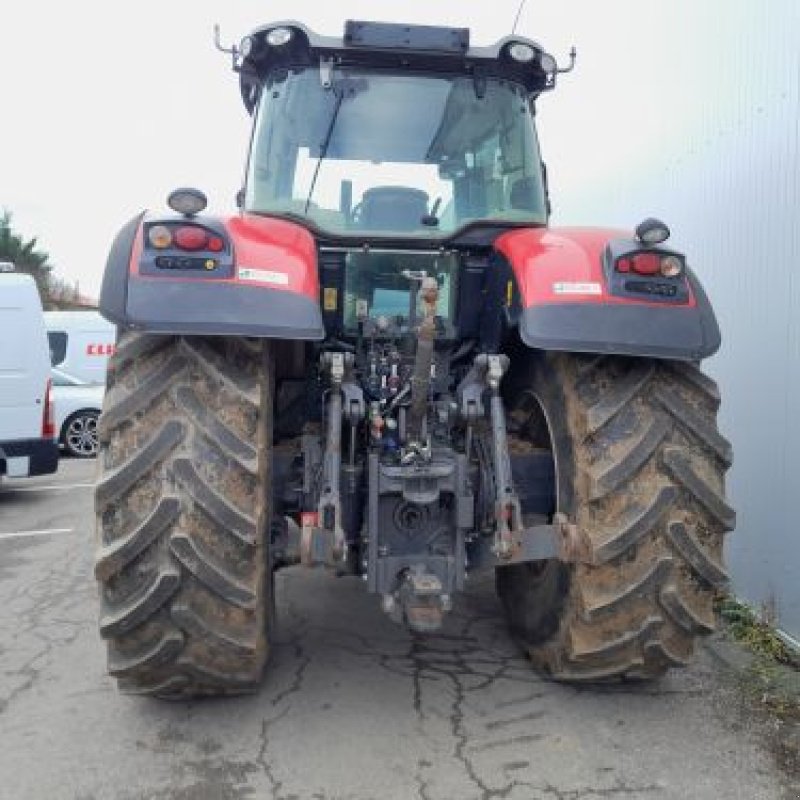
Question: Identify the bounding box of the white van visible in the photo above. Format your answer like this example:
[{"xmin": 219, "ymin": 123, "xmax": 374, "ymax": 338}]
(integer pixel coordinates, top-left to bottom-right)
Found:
[
  {"xmin": 45, "ymin": 310, "xmax": 116, "ymax": 384},
  {"xmin": 0, "ymin": 271, "xmax": 59, "ymax": 478}
]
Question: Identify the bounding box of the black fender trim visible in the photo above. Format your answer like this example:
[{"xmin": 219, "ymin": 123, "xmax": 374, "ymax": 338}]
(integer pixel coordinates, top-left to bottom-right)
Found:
[
  {"xmin": 99, "ymin": 213, "xmax": 145, "ymax": 327},
  {"xmin": 99, "ymin": 213, "xmax": 325, "ymax": 340},
  {"xmin": 520, "ymin": 271, "xmax": 721, "ymax": 361},
  {"xmin": 123, "ymin": 279, "xmax": 325, "ymax": 340}
]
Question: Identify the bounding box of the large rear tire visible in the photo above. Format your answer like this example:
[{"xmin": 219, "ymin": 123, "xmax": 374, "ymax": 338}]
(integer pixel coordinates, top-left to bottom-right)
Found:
[
  {"xmin": 94, "ymin": 332, "xmax": 273, "ymax": 697},
  {"xmin": 497, "ymin": 352, "xmax": 734, "ymax": 681}
]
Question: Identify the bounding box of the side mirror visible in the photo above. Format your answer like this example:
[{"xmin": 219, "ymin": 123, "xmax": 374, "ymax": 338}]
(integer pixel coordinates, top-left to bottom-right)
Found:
[{"xmin": 236, "ymin": 188, "xmax": 245, "ymax": 209}]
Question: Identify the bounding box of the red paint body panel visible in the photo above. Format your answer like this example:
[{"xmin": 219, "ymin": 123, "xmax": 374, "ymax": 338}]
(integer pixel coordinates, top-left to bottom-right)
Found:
[
  {"xmin": 129, "ymin": 224, "xmax": 144, "ymax": 276},
  {"xmin": 494, "ymin": 227, "xmax": 696, "ymax": 309},
  {"xmin": 130, "ymin": 213, "xmax": 319, "ymax": 301},
  {"xmin": 224, "ymin": 214, "xmax": 319, "ymax": 300}
]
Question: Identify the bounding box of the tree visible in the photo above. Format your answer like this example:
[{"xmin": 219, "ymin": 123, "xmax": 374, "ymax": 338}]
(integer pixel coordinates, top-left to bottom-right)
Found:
[
  {"xmin": 49, "ymin": 275, "xmax": 82, "ymax": 304},
  {"xmin": 0, "ymin": 210, "xmax": 54, "ymax": 296}
]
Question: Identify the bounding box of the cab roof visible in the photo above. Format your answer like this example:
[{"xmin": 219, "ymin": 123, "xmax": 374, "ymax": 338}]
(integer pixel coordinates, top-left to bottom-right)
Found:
[{"xmin": 236, "ymin": 20, "xmax": 558, "ymax": 113}]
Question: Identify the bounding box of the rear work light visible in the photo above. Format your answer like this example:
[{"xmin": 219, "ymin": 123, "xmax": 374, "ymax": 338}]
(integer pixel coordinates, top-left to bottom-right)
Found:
[
  {"xmin": 635, "ymin": 217, "xmax": 671, "ymax": 245},
  {"xmin": 167, "ymin": 187, "xmax": 207, "ymax": 217},
  {"xmin": 616, "ymin": 253, "xmax": 684, "ymax": 278},
  {"xmin": 42, "ymin": 378, "xmax": 55, "ymax": 439}
]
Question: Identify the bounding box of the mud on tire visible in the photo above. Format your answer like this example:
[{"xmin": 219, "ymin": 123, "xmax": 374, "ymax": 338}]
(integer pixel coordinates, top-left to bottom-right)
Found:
[
  {"xmin": 497, "ymin": 352, "xmax": 734, "ymax": 681},
  {"xmin": 94, "ymin": 332, "xmax": 273, "ymax": 697}
]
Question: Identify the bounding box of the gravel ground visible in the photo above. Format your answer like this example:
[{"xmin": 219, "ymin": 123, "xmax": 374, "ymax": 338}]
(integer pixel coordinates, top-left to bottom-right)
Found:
[{"xmin": 0, "ymin": 458, "xmax": 796, "ymax": 799}]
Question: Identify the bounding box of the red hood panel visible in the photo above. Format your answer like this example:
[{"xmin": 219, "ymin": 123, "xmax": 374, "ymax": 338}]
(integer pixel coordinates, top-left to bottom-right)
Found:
[
  {"xmin": 223, "ymin": 214, "xmax": 319, "ymax": 300},
  {"xmin": 495, "ymin": 226, "xmax": 630, "ymax": 306}
]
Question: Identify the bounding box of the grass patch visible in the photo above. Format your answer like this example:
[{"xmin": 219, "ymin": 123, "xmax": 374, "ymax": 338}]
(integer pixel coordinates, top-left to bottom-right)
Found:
[
  {"xmin": 713, "ymin": 597, "xmax": 800, "ymax": 786},
  {"xmin": 715, "ymin": 596, "xmax": 797, "ymax": 665},
  {"xmin": 716, "ymin": 595, "xmax": 800, "ymax": 728}
]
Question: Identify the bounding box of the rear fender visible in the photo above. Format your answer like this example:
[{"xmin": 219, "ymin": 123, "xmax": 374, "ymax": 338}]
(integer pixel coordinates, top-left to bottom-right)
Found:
[
  {"xmin": 494, "ymin": 227, "xmax": 721, "ymax": 361},
  {"xmin": 99, "ymin": 212, "xmax": 324, "ymax": 339}
]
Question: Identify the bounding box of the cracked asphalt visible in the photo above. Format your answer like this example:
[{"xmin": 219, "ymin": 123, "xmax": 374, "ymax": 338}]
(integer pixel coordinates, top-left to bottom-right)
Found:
[{"xmin": 0, "ymin": 460, "xmax": 795, "ymax": 799}]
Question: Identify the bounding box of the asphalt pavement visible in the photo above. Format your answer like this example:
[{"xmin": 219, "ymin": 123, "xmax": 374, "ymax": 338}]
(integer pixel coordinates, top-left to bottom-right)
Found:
[{"xmin": 0, "ymin": 459, "xmax": 795, "ymax": 799}]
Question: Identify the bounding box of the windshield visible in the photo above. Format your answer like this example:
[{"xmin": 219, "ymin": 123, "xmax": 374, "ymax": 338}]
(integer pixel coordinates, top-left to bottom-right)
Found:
[{"xmin": 245, "ymin": 68, "xmax": 547, "ymax": 239}]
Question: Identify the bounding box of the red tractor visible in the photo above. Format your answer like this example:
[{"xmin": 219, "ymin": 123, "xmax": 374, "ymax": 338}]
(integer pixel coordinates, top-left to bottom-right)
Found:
[{"xmin": 94, "ymin": 20, "xmax": 734, "ymax": 697}]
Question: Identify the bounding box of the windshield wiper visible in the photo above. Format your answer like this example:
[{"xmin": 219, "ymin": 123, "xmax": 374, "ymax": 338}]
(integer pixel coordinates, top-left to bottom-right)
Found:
[
  {"xmin": 303, "ymin": 87, "xmax": 345, "ymax": 215},
  {"xmin": 421, "ymin": 197, "xmax": 442, "ymax": 227}
]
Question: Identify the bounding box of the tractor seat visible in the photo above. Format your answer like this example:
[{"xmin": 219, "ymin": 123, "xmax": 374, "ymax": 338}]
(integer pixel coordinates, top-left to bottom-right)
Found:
[
  {"xmin": 356, "ymin": 187, "xmax": 429, "ymax": 231},
  {"xmin": 509, "ymin": 177, "xmax": 542, "ymax": 213}
]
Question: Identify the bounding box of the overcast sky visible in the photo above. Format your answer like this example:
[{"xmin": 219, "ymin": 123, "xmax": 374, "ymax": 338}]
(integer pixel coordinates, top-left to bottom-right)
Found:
[{"xmin": 1, "ymin": 0, "xmax": 745, "ymax": 295}]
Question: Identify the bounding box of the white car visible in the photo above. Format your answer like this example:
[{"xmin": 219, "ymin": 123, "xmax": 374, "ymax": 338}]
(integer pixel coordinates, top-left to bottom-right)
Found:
[
  {"xmin": 45, "ymin": 310, "xmax": 116, "ymax": 384},
  {"xmin": 51, "ymin": 367, "xmax": 105, "ymax": 458}
]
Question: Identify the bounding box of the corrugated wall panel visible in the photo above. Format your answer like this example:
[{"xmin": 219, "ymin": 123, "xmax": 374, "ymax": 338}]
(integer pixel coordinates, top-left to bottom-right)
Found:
[{"xmin": 542, "ymin": 0, "xmax": 800, "ymax": 634}]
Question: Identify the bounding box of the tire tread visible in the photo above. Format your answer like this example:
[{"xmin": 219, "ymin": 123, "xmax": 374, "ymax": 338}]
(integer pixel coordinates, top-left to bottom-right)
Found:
[
  {"xmin": 95, "ymin": 333, "xmax": 271, "ymax": 697},
  {"xmin": 500, "ymin": 353, "xmax": 733, "ymax": 682}
]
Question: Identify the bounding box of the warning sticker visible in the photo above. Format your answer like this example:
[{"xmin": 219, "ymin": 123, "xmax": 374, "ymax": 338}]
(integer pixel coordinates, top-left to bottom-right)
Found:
[
  {"xmin": 323, "ymin": 287, "xmax": 338, "ymax": 311},
  {"xmin": 552, "ymin": 282, "xmax": 602, "ymax": 296},
  {"xmin": 238, "ymin": 267, "xmax": 289, "ymax": 286}
]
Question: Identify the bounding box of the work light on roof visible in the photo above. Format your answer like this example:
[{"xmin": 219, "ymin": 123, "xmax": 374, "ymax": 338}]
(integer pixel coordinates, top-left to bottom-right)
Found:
[
  {"xmin": 265, "ymin": 27, "xmax": 293, "ymax": 47},
  {"xmin": 239, "ymin": 36, "xmax": 255, "ymax": 58},
  {"xmin": 508, "ymin": 42, "xmax": 536, "ymax": 63}
]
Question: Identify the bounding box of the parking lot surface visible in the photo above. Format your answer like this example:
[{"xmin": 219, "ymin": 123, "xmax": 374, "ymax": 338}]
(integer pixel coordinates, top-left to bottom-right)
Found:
[{"xmin": 0, "ymin": 460, "xmax": 794, "ymax": 799}]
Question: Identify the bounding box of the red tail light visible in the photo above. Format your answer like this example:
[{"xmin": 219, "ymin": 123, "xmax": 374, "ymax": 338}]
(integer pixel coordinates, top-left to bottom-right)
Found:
[
  {"xmin": 174, "ymin": 226, "xmax": 209, "ymax": 251},
  {"xmin": 42, "ymin": 378, "xmax": 56, "ymax": 439},
  {"xmin": 616, "ymin": 253, "xmax": 685, "ymax": 277},
  {"xmin": 629, "ymin": 253, "xmax": 660, "ymax": 275},
  {"xmin": 616, "ymin": 253, "xmax": 660, "ymax": 275}
]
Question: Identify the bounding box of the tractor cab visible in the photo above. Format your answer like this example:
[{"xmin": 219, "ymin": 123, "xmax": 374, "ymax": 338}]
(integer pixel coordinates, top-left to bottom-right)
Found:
[{"xmin": 234, "ymin": 21, "xmax": 564, "ymax": 245}]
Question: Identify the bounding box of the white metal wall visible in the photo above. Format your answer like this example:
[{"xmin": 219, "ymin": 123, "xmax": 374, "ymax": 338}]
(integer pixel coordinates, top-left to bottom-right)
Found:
[{"xmin": 539, "ymin": 1, "xmax": 800, "ymax": 635}]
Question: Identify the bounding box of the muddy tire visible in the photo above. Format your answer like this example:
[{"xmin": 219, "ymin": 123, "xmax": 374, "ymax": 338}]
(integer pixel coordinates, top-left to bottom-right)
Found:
[
  {"xmin": 94, "ymin": 332, "xmax": 273, "ymax": 697},
  {"xmin": 497, "ymin": 352, "xmax": 734, "ymax": 681}
]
